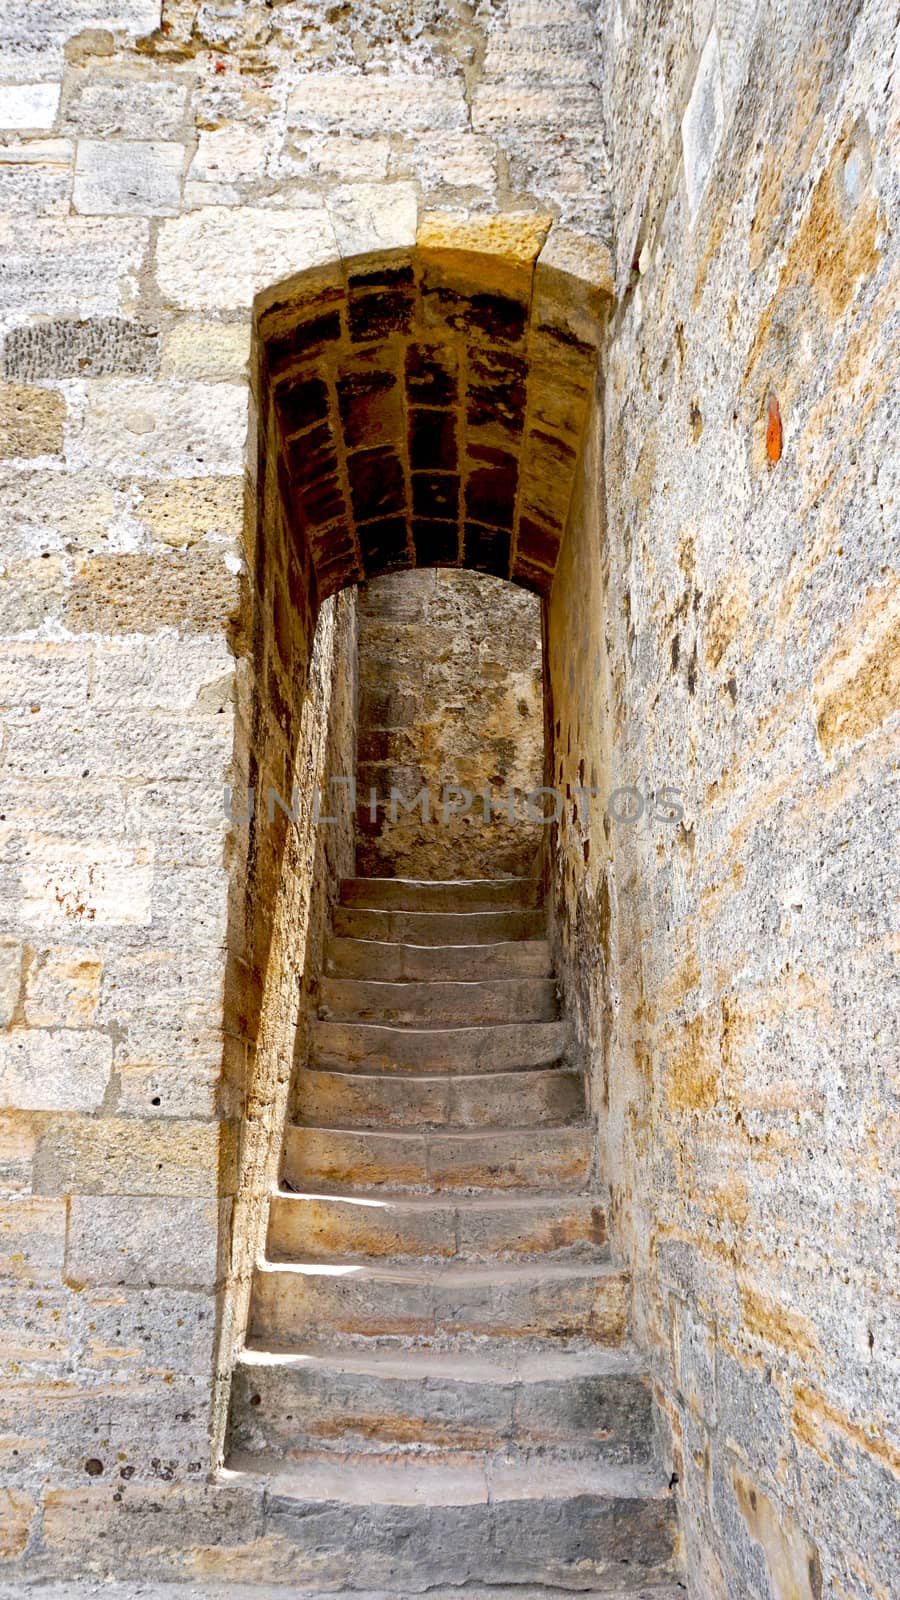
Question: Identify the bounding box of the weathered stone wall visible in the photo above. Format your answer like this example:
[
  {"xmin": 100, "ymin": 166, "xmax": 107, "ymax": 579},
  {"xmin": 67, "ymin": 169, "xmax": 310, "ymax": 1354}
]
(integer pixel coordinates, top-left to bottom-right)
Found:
[
  {"xmin": 355, "ymin": 567, "xmax": 544, "ymax": 880},
  {"xmin": 0, "ymin": 0, "xmax": 612, "ymax": 1578},
  {"xmin": 549, "ymin": 2, "xmax": 899, "ymax": 1596}
]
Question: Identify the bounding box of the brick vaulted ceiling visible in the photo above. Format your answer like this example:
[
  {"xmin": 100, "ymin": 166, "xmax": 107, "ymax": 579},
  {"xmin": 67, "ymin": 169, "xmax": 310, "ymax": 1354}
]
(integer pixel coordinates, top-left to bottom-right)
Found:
[{"xmin": 255, "ymin": 216, "xmax": 612, "ymax": 602}]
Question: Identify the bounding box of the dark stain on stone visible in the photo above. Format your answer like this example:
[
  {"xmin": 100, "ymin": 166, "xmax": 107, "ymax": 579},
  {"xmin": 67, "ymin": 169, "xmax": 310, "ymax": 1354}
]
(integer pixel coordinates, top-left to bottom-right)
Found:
[
  {"xmin": 409, "ymin": 409, "xmax": 457, "ymax": 471},
  {"xmin": 349, "ymin": 449, "xmax": 406, "ymax": 520},
  {"xmin": 349, "ymin": 288, "xmax": 415, "ymax": 343},
  {"xmin": 687, "ymin": 643, "xmax": 698, "ymax": 695},
  {"xmin": 405, "ymin": 343, "xmax": 458, "ymax": 406},
  {"xmin": 412, "ymin": 472, "xmax": 459, "ymax": 519},
  {"xmin": 279, "ymin": 375, "xmax": 330, "ymax": 436}
]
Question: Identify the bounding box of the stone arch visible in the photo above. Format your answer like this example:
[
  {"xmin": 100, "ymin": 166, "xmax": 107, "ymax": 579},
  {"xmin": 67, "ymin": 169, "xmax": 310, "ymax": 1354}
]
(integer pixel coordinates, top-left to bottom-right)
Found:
[
  {"xmin": 214, "ymin": 214, "xmax": 612, "ymax": 1459},
  {"xmin": 253, "ymin": 214, "xmax": 612, "ymax": 604}
]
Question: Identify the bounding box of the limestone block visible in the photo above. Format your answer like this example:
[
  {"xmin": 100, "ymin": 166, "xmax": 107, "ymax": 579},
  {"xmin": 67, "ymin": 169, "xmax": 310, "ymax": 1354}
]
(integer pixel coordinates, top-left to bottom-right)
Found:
[
  {"xmin": 3, "ymin": 316, "xmax": 159, "ymax": 381},
  {"xmin": 92, "ymin": 636, "xmax": 233, "ymax": 712},
  {"xmin": 73, "ymin": 138, "xmax": 184, "ymax": 215},
  {"xmin": 0, "ymin": 382, "xmax": 65, "ymax": 458},
  {"xmin": 73, "ymin": 379, "xmax": 247, "ymax": 476},
  {"xmin": 0, "ymin": 1283, "xmax": 72, "ymax": 1366},
  {"xmin": 0, "ymin": 469, "xmax": 117, "ymax": 554},
  {"xmin": 287, "ymin": 73, "xmax": 468, "ymax": 135},
  {"xmin": 0, "ymin": 1369, "xmax": 213, "ymax": 1484},
  {"xmin": 283, "ymin": 131, "xmax": 392, "ymax": 183},
  {"xmin": 40, "ymin": 1480, "xmax": 262, "ymax": 1568},
  {"xmin": 0, "ymin": 940, "xmax": 20, "ymax": 1028},
  {"xmin": 0, "ymin": 1109, "xmax": 41, "ymax": 1193},
  {"xmin": 31, "ymin": 1114, "xmax": 238, "ymax": 1197},
  {"xmin": 132, "ymin": 475, "xmax": 245, "ymax": 549},
  {"xmin": 536, "ymin": 225, "xmax": 615, "ymax": 298},
  {"xmin": 156, "ymin": 206, "xmax": 339, "ymax": 311},
  {"xmin": 0, "ymin": 551, "xmax": 66, "ymax": 631},
  {"xmin": 64, "ymin": 550, "xmax": 243, "ymax": 634},
  {"xmin": 188, "ymin": 126, "xmax": 268, "ymax": 185},
  {"xmin": 116, "ymin": 1058, "xmax": 219, "ymax": 1119},
  {"xmin": 327, "ymin": 182, "xmax": 417, "ymax": 259},
  {"xmin": 74, "ymin": 1284, "xmax": 220, "ymax": 1376},
  {"xmin": 160, "ymin": 321, "xmax": 251, "ymax": 382},
  {"xmin": 0, "ymin": 216, "xmax": 149, "ymax": 320},
  {"xmin": 389, "ymin": 134, "xmax": 497, "ymax": 198},
  {"xmin": 0, "ymin": 1488, "xmax": 34, "ymax": 1559},
  {"xmin": 0, "ymin": 82, "xmax": 60, "ymax": 131},
  {"xmin": 471, "ymin": 83, "xmax": 577, "ymax": 131},
  {"xmin": 22, "ymin": 946, "xmax": 103, "ymax": 1028},
  {"xmin": 65, "ymin": 1194, "xmax": 227, "ymax": 1287},
  {"xmin": 0, "ymin": 1028, "xmax": 111, "ymax": 1112},
  {"xmin": 417, "ymin": 210, "xmax": 552, "ymax": 266},
  {"xmin": 0, "ymin": 1195, "xmax": 67, "ymax": 1281},
  {"xmin": 0, "ymin": 139, "xmax": 72, "ymax": 216},
  {"xmin": 19, "ymin": 839, "xmax": 154, "ymax": 926},
  {"xmin": 60, "ymin": 69, "xmax": 189, "ymax": 139},
  {"xmin": 681, "ymin": 27, "xmax": 724, "ymax": 217}
]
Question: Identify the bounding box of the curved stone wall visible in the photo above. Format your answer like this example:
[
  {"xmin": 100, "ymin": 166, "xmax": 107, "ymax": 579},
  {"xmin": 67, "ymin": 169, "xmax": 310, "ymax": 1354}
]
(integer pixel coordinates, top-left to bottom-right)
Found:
[{"xmin": 256, "ymin": 217, "xmax": 609, "ymax": 602}]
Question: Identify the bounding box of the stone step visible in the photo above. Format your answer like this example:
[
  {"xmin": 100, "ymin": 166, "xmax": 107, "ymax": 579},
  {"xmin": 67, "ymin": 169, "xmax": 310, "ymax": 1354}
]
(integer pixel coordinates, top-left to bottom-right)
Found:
[
  {"xmin": 268, "ymin": 1188, "xmax": 610, "ymax": 1262},
  {"xmin": 318, "ymin": 975, "xmax": 559, "ymax": 1025},
  {"xmin": 339, "ymin": 877, "xmax": 543, "ymax": 911},
  {"xmin": 230, "ymin": 1343, "xmax": 654, "ymax": 1463},
  {"xmin": 295, "ymin": 1066, "xmax": 585, "ymax": 1130},
  {"xmin": 326, "ymin": 937, "xmax": 554, "ymax": 982},
  {"xmin": 332, "ymin": 906, "xmax": 546, "ymax": 944},
  {"xmin": 249, "ymin": 1258, "xmax": 629, "ymax": 1345},
  {"xmin": 222, "ymin": 1452, "xmax": 679, "ymax": 1591},
  {"xmin": 282, "ymin": 1123, "xmax": 593, "ymax": 1193},
  {"xmin": 311, "ymin": 1018, "xmax": 567, "ymax": 1074}
]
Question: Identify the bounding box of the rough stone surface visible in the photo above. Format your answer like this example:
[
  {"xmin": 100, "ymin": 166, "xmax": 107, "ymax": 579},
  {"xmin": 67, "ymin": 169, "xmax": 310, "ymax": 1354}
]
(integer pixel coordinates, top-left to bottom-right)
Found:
[
  {"xmin": 355, "ymin": 568, "xmax": 544, "ymax": 878},
  {"xmin": 72, "ymin": 139, "xmax": 184, "ymax": 216},
  {"xmin": 3, "ymin": 316, "xmax": 160, "ymax": 380},
  {"xmin": 0, "ymin": 382, "xmax": 66, "ymax": 457},
  {"xmin": 0, "ymin": 0, "xmax": 895, "ymax": 1591},
  {"xmin": 547, "ymin": 2, "xmax": 900, "ymax": 1597}
]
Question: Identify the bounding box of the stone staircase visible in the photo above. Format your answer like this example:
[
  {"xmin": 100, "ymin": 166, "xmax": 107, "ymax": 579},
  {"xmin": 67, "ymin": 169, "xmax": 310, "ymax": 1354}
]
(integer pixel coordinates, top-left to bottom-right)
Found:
[{"xmin": 226, "ymin": 877, "xmax": 682, "ymax": 1594}]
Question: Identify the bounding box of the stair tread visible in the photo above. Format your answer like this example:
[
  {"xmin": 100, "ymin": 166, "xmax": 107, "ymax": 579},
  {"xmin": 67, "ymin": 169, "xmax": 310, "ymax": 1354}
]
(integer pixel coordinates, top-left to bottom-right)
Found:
[
  {"xmin": 329, "ymin": 937, "xmax": 551, "ymax": 951},
  {"xmin": 314, "ymin": 1019, "xmax": 566, "ymax": 1037},
  {"xmin": 275, "ymin": 1186, "xmax": 609, "ymax": 1209},
  {"xmin": 287, "ymin": 1122, "xmax": 589, "ymax": 1138},
  {"xmin": 298, "ymin": 1065, "xmax": 578, "ymax": 1084},
  {"xmin": 257, "ymin": 1257, "xmax": 624, "ymax": 1285},
  {"xmin": 224, "ymin": 1448, "xmax": 672, "ymax": 1505},
  {"xmin": 343, "ymin": 876, "xmax": 539, "ymax": 889},
  {"xmin": 239, "ymin": 1341, "xmax": 646, "ymax": 1383}
]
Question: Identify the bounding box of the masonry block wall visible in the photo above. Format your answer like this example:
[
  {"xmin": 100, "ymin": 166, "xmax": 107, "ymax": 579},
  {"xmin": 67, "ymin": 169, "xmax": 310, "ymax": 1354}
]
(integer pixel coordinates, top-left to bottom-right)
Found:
[
  {"xmin": 0, "ymin": 0, "xmax": 896, "ymax": 1588},
  {"xmin": 549, "ymin": 2, "xmax": 899, "ymax": 1595},
  {"xmin": 355, "ymin": 567, "xmax": 544, "ymax": 880},
  {"xmin": 0, "ymin": 0, "xmax": 613, "ymax": 1577}
]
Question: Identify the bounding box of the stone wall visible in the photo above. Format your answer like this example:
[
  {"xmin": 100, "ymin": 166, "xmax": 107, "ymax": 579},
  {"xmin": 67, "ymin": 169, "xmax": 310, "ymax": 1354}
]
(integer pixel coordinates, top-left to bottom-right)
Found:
[
  {"xmin": 355, "ymin": 567, "xmax": 544, "ymax": 880},
  {"xmin": 549, "ymin": 2, "xmax": 899, "ymax": 1596},
  {"xmin": 0, "ymin": 0, "xmax": 613, "ymax": 1577},
  {"xmin": 2, "ymin": 0, "xmax": 896, "ymax": 1586}
]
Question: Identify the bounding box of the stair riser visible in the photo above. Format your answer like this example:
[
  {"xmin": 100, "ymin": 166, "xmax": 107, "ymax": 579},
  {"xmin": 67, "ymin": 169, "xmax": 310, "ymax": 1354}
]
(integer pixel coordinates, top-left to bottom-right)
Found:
[
  {"xmin": 250, "ymin": 1269, "xmax": 629, "ymax": 1345},
  {"xmin": 268, "ymin": 1193, "xmax": 609, "ymax": 1261},
  {"xmin": 318, "ymin": 976, "xmax": 559, "ymax": 1025},
  {"xmin": 295, "ymin": 1068, "xmax": 585, "ymax": 1130},
  {"xmin": 340, "ymin": 879, "xmax": 543, "ymax": 912},
  {"xmin": 326, "ymin": 938, "xmax": 553, "ymax": 982},
  {"xmin": 311, "ymin": 1019, "xmax": 567, "ymax": 1074},
  {"xmin": 242, "ymin": 1494, "xmax": 680, "ymax": 1592},
  {"xmin": 229, "ymin": 1362, "xmax": 654, "ymax": 1463},
  {"xmin": 333, "ymin": 908, "xmax": 546, "ymax": 944},
  {"xmin": 283, "ymin": 1126, "xmax": 592, "ymax": 1193}
]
